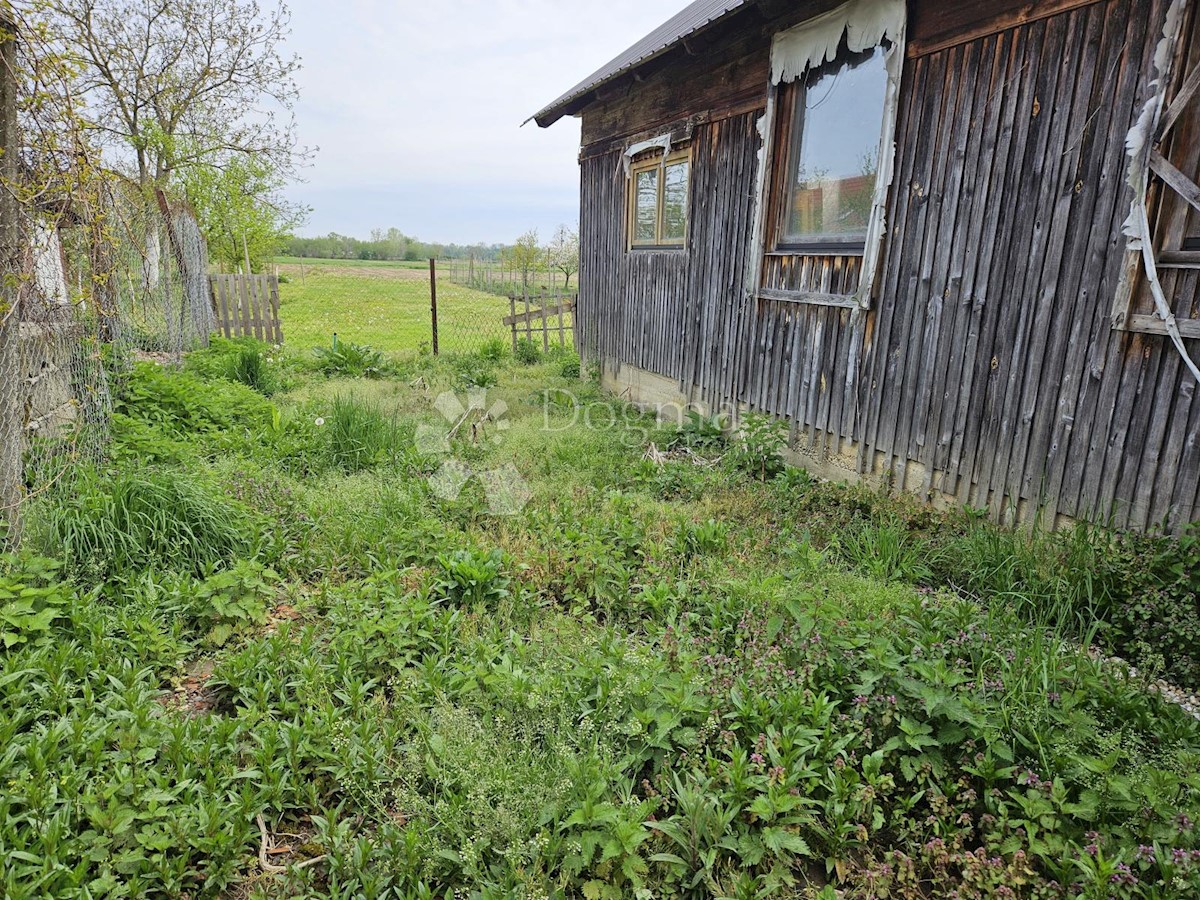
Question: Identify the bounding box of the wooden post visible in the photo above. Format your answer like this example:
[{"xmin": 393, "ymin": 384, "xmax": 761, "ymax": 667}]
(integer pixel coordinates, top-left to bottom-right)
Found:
[
  {"xmin": 510, "ymin": 295, "xmax": 518, "ymax": 353},
  {"xmin": 429, "ymin": 258, "xmax": 439, "ymax": 356},
  {"xmin": 523, "ymin": 288, "xmax": 531, "ymax": 347},
  {"xmin": 558, "ymin": 300, "xmax": 566, "ymax": 348},
  {"xmin": 542, "ymin": 290, "xmax": 550, "ymax": 354}
]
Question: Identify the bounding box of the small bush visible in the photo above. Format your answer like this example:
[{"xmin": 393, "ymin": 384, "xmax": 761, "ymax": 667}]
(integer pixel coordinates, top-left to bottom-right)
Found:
[
  {"xmin": 727, "ymin": 412, "xmax": 787, "ymax": 479},
  {"xmin": 665, "ymin": 410, "xmax": 727, "ymax": 452},
  {"xmin": 434, "ymin": 548, "xmax": 511, "ymax": 607},
  {"xmin": 116, "ymin": 361, "xmax": 275, "ymax": 436},
  {"xmin": 313, "ymin": 336, "xmax": 389, "ymax": 378},
  {"xmin": 0, "ymin": 555, "xmax": 71, "ymax": 650},
  {"xmin": 514, "ymin": 337, "xmax": 542, "ymax": 365}
]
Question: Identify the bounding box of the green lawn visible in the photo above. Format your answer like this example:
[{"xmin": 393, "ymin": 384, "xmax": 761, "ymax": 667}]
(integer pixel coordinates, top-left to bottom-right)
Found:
[{"xmin": 276, "ymin": 265, "xmax": 516, "ymax": 354}]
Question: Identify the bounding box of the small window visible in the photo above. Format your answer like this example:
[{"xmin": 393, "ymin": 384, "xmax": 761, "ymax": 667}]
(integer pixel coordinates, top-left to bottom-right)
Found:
[
  {"xmin": 778, "ymin": 44, "xmax": 889, "ymax": 252},
  {"xmin": 629, "ymin": 150, "xmax": 690, "ymax": 249}
]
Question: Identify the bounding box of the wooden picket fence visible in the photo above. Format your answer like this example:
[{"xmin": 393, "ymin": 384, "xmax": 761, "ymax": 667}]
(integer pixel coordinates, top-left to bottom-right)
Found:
[
  {"xmin": 208, "ymin": 274, "xmax": 283, "ymax": 343},
  {"xmin": 504, "ymin": 293, "xmax": 576, "ymax": 353}
]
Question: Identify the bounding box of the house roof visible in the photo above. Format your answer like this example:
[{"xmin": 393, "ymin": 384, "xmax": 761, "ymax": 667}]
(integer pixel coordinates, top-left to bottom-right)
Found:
[{"xmin": 529, "ymin": 0, "xmax": 753, "ymax": 128}]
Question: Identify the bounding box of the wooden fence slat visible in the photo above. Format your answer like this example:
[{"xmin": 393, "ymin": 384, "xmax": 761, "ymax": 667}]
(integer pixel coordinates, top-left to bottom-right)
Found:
[
  {"xmin": 268, "ymin": 277, "xmax": 282, "ymax": 343},
  {"xmin": 206, "ymin": 274, "xmax": 282, "ymax": 342}
]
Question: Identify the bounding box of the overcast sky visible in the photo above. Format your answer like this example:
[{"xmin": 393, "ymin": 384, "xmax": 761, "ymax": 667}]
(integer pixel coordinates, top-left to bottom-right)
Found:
[{"xmin": 283, "ymin": 0, "xmax": 684, "ymax": 245}]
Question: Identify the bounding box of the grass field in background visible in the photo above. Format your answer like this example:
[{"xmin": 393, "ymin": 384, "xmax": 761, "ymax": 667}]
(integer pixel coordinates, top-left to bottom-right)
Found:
[
  {"xmin": 274, "ymin": 256, "xmax": 428, "ymax": 270},
  {"xmin": 276, "ymin": 263, "xmax": 512, "ymax": 353}
]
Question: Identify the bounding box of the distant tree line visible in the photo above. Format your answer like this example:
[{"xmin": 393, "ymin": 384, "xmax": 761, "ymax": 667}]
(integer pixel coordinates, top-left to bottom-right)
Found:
[{"xmin": 284, "ymin": 228, "xmax": 507, "ymax": 262}]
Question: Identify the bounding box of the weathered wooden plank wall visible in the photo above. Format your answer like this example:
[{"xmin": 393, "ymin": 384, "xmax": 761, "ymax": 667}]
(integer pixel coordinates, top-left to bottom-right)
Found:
[{"xmin": 575, "ymin": 0, "xmax": 1200, "ymax": 532}]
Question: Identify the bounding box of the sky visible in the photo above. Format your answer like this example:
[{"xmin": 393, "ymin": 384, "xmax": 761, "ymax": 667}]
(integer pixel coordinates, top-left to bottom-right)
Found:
[{"xmin": 283, "ymin": 0, "xmax": 686, "ymax": 245}]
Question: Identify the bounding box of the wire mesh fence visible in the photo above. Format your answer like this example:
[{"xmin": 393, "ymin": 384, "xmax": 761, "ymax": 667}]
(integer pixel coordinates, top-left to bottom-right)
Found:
[{"xmin": 273, "ymin": 258, "xmax": 576, "ymax": 358}]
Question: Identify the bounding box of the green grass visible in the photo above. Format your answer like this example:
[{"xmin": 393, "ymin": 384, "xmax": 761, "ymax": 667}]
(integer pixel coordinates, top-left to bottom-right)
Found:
[
  {"xmin": 276, "ymin": 265, "xmax": 519, "ymax": 354},
  {"xmin": 5, "ymin": 347, "xmax": 1200, "ymax": 899},
  {"xmin": 274, "ymin": 256, "xmax": 429, "ymax": 270}
]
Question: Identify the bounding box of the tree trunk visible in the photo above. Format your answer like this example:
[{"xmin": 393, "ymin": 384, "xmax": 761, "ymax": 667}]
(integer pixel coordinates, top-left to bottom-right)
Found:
[{"xmin": 0, "ymin": 12, "xmax": 22, "ymax": 546}]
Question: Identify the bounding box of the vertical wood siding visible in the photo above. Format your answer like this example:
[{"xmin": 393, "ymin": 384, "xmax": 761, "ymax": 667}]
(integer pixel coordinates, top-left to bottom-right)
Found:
[{"xmin": 577, "ymin": 0, "xmax": 1200, "ymax": 532}]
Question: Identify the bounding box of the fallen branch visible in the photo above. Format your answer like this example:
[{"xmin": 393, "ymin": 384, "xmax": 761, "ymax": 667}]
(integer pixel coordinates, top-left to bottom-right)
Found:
[{"xmin": 257, "ymin": 814, "xmax": 328, "ymax": 875}]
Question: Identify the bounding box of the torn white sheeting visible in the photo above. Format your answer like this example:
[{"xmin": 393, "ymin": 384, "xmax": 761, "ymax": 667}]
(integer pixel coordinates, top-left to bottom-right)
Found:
[
  {"xmin": 745, "ymin": 104, "xmax": 775, "ymax": 297},
  {"xmin": 623, "ymin": 133, "xmax": 674, "ymax": 177},
  {"xmin": 32, "ymin": 222, "xmax": 69, "ymax": 307},
  {"xmin": 1121, "ymin": 0, "xmax": 1200, "ymax": 387},
  {"xmin": 854, "ymin": 34, "xmax": 905, "ymax": 308},
  {"xmin": 771, "ymin": 0, "xmax": 906, "ymax": 85}
]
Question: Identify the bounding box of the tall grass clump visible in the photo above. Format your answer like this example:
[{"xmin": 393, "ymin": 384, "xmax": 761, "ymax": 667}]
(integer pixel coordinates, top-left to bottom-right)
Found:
[
  {"xmin": 228, "ymin": 345, "xmax": 275, "ymax": 395},
  {"xmin": 37, "ymin": 469, "xmax": 253, "ymax": 582},
  {"xmin": 324, "ymin": 395, "xmax": 408, "ymax": 473}
]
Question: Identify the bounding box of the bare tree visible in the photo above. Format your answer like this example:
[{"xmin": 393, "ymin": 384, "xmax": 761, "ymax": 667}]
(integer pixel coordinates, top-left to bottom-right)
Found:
[
  {"xmin": 35, "ymin": 0, "xmax": 308, "ymax": 190},
  {"xmin": 547, "ymin": 224, "xmax": 579, "ymax": 290}
]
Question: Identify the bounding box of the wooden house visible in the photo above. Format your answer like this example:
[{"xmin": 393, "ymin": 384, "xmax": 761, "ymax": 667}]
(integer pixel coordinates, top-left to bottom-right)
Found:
[{"xmin": 532, "ymin": 0, "xmax": 1200, "ymax": 533}]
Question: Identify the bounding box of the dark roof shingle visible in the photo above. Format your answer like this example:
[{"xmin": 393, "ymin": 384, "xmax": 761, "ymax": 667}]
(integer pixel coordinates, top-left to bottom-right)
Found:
[{"xmin": 530, "ymin": 0, "xmax": 752, "ymax": 127}]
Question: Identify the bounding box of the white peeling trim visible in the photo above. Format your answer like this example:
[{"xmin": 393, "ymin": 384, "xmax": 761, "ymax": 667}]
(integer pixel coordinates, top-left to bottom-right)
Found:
[
  {"xmin": 856, "ymin": 27, "xmax": 906, "ymax": 309},
  {"xmin": 622, "ymin": 133, "xmax": 674, "ymax": 178},
  {"xmin": 771, "ymin": 0, "xmax": 906, "ymax": 86},
  {"xmin": 745, "ymin": 95, "xmax": 776, "ymax": 299}
]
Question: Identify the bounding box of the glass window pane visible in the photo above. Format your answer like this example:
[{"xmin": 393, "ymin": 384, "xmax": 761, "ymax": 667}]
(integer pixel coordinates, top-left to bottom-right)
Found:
[
  {"xmin": 785, "ymin": 47, "xmax": 888, "ymax": 244},
  {"xmin": 662, "ymin": 161, "xmax": 689, "ymax": 241},
  {"xmin": 634, "ymin": 169, "xmax": 659, "ymax": 243}
]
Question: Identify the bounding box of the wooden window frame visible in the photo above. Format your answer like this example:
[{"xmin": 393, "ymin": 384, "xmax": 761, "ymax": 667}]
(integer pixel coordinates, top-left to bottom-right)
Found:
[
  {"xmin": 627, "ymin": 148, "xmax": 691, "ymax": 251},
  {"xmin": 769, "ymin": 48, "xmax": 886, "ymax": 258},
  {"xmin": 748, "ymin": 19, "xmax": 905, "ymax": 311},
  {"xmin": 1113, "ymin": 0, "xmax": 1200, "ymax": 340}
]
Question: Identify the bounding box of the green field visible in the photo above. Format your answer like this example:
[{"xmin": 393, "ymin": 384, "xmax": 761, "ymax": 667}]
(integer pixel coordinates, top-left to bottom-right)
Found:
[
  {"xmin": 274, "ymin": 256, "xmax": 428, "ymax": 270},
  {"xmin": 276, "ymin": 263, "xmax": 514, "ymax": 353}
]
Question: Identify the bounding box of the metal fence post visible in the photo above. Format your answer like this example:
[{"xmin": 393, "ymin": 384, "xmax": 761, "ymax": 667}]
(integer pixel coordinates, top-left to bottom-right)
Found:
[{"xmin": 429, "ymin": 257, "xmax": 439, "ymax": 356}]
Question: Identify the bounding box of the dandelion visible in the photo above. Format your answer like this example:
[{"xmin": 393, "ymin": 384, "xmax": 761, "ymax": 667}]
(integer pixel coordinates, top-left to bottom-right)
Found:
[{"xmin": 315, "ymin": 417, "xmax": 325, "ymax": 427}]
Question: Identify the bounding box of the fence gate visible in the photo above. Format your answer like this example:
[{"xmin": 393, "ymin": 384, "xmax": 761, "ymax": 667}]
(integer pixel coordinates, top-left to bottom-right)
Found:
[
  {"xmin": 209, "ymin": 274, "xmax": 283, "ymax": 343},
  {"xmin": 505, "ymin": 294, "xmax": 576, "ymax": 353}
]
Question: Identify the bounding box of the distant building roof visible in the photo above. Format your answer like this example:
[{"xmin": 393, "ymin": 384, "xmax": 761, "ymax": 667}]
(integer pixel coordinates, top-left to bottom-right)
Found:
[{"xmin": 530, "ymin": 0, "xmax": 753, "ymax": 127}]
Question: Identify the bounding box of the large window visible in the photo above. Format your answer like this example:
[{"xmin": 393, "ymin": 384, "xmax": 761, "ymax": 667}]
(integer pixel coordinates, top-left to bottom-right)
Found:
[
  {"xmin": 629, "ymin": 150, "xmax": 690, "ymax": 249},
  {"xmin": 777, "ymin": 44, "xmax": 889, "ymax": 252}
]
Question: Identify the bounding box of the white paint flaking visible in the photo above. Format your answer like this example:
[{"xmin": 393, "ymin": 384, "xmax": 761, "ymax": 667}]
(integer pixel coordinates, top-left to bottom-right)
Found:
[
  {"xmin": 770, "ymin": 0, "xmax": 906, "ymax": 86},
  {"xmin": 622, "ymin": 133, "xmax": 674, "ymax": 177}
]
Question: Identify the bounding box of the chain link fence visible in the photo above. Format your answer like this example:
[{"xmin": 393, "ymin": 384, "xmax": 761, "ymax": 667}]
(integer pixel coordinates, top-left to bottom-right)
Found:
[{"xmin": 273, "ymin": 258, "xmax": 575, "ymax": 358}]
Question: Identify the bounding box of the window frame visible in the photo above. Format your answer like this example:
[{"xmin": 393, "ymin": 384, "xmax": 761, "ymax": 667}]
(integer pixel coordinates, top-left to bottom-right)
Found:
[
  {"xmin": 746, "ymin": 5, "xmax": 906, "ymax": 311},
  {"xmin": 627, "ymin": 148, "xmax": 691, "ymax": 251},
  {"xmin": 771, "ymin": 45, "xmax": 890, "ymax": 256}
]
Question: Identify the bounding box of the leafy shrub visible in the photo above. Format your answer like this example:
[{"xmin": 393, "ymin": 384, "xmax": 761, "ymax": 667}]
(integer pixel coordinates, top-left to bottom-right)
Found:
[
  {"xmin": 434, "ymin": 548, "xmax": 511, "ymax": 607},
  {"xmin": 0, "ymin": 556, "xmax": 70, "ymax": 649},
  {"xmin": 515, "ymin": 337, "xmax": 542, "ymax": 365},
  {"xmin": 727, "ymin": 412, "xmax": 787, "ymax": 479},
  {"xmin": 557, "ymin": 349, "xmax": 582, "ymax": 379},
  {"xmin": 665, "ymin": 410, "xmax": 727, "ymax": 452},
  {"xmin": 40, "ymin": 469, "xmax": 254, "ymax": 581},
  {"xmin": 313, "ymin": 336, "xmax": 388, "ymax": 378},
  {"xmin": 115, "ymin": 361, "xmax": 274, "ymax": 437},
  {"xmin": 190, "ymin": 560, "xmax": 278, "ymax": 647}
]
